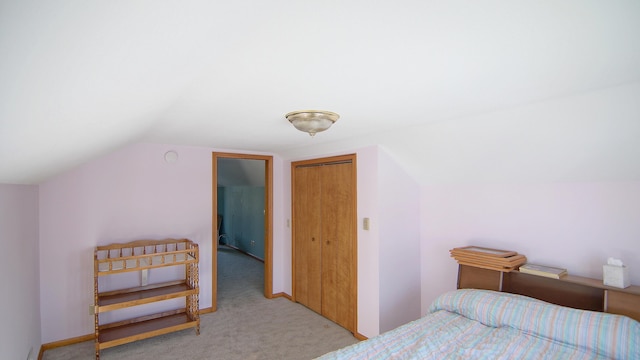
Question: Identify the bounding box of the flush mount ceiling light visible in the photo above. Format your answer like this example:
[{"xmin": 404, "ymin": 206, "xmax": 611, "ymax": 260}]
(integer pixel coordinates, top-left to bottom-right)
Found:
[{"xmin": 286, "ymin": 110, "xmax": 339, "ymax": 136}]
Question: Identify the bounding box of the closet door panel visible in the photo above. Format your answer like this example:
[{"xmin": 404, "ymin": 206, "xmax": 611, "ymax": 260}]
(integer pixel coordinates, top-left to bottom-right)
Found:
[
  {"xmin": 293, "ymin": 166, "xmax": 322, "ymax": 313},
  {"xmin": 320, "ymin": 162, "xmax": 354, "ymax": 330}
]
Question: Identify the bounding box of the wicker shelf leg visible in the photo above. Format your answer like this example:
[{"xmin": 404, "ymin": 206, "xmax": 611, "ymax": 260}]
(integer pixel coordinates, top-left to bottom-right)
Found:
[{"xmin": 94, "ymin": 252, "xmax": 100, "ymax": 359}]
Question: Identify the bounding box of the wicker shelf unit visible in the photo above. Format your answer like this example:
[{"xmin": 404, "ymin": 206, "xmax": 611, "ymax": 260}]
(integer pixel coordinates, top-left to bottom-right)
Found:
[{"xmin": 93, "ymin": 239, "xmax": 200, "ymax": 359}]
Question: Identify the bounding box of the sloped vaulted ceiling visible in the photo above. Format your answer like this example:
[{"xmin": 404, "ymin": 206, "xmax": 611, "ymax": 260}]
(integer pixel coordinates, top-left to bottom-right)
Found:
[{"xmin": 1, "ymin": 1, "xmax": 639, "ymax": 184}]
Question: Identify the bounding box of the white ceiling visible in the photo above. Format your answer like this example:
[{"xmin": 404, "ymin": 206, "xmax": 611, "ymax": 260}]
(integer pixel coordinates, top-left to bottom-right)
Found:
[{"xmin": 1, "ymin": 1, "xmax": 640, "ymax": 184}]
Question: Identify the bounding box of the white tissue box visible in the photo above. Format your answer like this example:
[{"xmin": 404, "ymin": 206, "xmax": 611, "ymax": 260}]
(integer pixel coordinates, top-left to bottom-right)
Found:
[{"xmin": 603, "ymin": 265, "xmax": 630, "ymax": 288}]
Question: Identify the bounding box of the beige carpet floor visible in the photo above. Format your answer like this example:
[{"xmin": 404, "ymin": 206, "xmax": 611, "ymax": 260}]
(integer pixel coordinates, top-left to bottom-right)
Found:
[{"xmin": 43, "ymin": 246, "xmax": 359, "ymax": 359}]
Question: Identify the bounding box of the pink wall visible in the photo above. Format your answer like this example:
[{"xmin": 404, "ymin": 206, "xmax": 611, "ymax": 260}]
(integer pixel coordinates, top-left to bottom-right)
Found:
[
  {"xmin": 377, "ymin": 148, "xmax": 421, "ymax": 333},
  {"xmin": 281, "ymin": 148, "xmax": 384, "ymax": 337},
  {"xmin": 36, "ymin": 143, "xmax": 393, "ymax": 341},
  {"xmin": 420, "ymin": 181, "xmax": 640, "ymax": 314},
  {"xmin": 282, "ymin": 146, "xmax": 422, "ymax": 338},
  {"xmin": 38, "ymin": 143, "xmax": 286, "ymax": 343},
  {"xmin": 37, "ymin": 139, "xmax": 640, "ymax": 344},
  {"xmin": 39, "ymin": 143, "xmax": 213, "ymax": 342},
  {"xmin": 0, "ymin": 184, "xmax": 40, "ymax": 359},
  {"xmin": 354, "ymin": 146, "xmax": 381, "ymax": 337}
]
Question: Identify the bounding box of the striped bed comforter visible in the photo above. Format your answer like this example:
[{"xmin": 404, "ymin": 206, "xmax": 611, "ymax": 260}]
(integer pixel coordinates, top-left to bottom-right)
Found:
[{"xmin": 317, "ymin": 289, "xmax": 640, "ymax": 360}]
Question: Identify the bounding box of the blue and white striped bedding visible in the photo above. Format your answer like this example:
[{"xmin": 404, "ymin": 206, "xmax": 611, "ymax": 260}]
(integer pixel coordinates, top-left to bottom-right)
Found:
[{"xmin": 317, "ymin": 289, "xmax": 640, "ymax": 359}]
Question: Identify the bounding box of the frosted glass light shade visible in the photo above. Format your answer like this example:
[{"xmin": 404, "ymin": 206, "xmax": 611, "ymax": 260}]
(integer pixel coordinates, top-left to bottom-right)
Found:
[{"xmin": 286, "ymin": 110, "xmax": 339, "ymax": 136}]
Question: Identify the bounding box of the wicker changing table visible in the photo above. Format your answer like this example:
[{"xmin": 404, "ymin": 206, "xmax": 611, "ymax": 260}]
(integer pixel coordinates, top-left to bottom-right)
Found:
[{"xmin": 93, "ymin": 239, "xmax": 200, "ymax": 359}]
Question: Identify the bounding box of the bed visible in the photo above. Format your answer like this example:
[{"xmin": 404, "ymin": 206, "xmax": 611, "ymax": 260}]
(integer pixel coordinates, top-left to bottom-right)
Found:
[
  {"xmin": 318, "ymin": 289, "xmax": 639, "ymax": 359},
  {"xmin": 318, "ymin": 264, "xmax": 640, "ymax": 359}
]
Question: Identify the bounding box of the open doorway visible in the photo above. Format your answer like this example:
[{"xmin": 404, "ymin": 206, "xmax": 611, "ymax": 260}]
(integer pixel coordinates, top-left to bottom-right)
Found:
[{"xmin": 212, "ymin": 152, "xmax": 273, "ymax": 312}]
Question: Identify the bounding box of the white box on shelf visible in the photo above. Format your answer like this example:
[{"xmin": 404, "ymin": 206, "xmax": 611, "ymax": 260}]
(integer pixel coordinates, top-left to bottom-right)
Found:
[{"xmin": 603, "ymin": 264, "xmax": 630, "ymax": 288}]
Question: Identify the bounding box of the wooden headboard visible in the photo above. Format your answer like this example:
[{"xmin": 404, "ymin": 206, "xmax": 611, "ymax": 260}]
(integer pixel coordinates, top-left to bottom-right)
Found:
[{"xmin": 457, "ymin": 264, "xmax": 640, "ymax": 322}]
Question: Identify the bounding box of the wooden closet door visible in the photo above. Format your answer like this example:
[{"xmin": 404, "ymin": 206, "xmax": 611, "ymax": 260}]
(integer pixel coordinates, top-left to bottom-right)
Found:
[
  {"xmin": 293, "ymin": 166, "xmax": 322, "ymax": 314},
  {"xmin": 320, "ymin": 162, "xmax": 354, "ymax": 331}
]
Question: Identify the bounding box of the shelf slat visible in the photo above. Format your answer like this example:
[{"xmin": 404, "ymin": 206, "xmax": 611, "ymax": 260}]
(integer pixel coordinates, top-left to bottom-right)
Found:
[
  {"xmin": 98, "ymin": 282, "xmax": 197, "ymax": 312},
  {"xmin": 98, "ymin": 313, "xmax": 198, "ymax": 349}
]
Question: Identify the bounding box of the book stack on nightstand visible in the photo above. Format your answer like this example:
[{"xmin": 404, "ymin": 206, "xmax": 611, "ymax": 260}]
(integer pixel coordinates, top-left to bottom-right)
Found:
[
  {"xmin": 519, "ymin": 263, "xmax": 567, "ymax": 279},
  {"xmin": 450, "ymin": 246, "xmax": 527, "ymax": 272}
]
